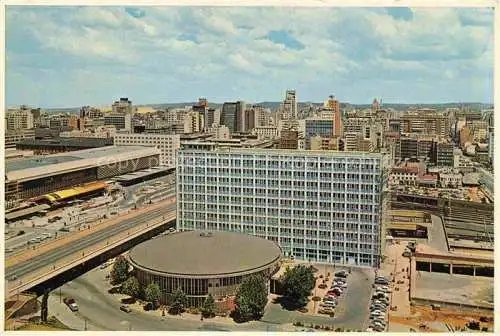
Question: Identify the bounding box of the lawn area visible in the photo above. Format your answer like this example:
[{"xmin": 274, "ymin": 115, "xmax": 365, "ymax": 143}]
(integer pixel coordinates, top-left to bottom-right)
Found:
[{"xmin": 16, "ymin": 316, "xmax": 73, "ymax": 331}]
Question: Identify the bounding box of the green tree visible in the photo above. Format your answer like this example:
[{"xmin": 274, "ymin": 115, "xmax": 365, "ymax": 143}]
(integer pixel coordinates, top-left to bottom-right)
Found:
[
  {"xmin": 168, "ymin": 287, "xmax": 187, "ymax": 315},
  {"xmin": 281, "ymin": 265, "xmax": 315, "ymax": 308},
  {"xmin": 234, "ymin": 275, "xmax": 268, "ymax": 322},
  {"xmin": 201, "ymin": 293, "xmax": 216, "ymax": 318},
  {"xmin": 122, "ymin": 276, "xmax": 141, "ymax": 299},
  {"xmin": 110, "ymin": 256, "xmax": 129, "ymax": 285},
  {"xmin": 144, "ymin": 283, "xmax": 161, "ymax": 310}
]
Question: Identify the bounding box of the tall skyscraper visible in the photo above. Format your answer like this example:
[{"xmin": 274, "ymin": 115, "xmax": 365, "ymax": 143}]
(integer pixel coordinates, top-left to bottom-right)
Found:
[
  {"xmin": 325, "ymin": 95, "xmax": 342, "ymax": 136},
  {"xmin": 220, "ymin": 101, "xmax": 245, "ymax": 134},
  {"xmin": 280, "ymin": 90, "xmax": 297, "ymax": 120},
  {"xmin": 112, "ymin": 97, "xmax": 134, "ymax": 114}
]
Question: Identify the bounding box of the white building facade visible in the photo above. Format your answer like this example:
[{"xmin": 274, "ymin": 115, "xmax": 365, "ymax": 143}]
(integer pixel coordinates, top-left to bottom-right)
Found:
[
  {"xmin": 114, "ymin": 133, "xmax": 180, "ymax": 167},
  {"xmin": 177, "ymin": 147, "xmax": 389, "ymax": 267}
]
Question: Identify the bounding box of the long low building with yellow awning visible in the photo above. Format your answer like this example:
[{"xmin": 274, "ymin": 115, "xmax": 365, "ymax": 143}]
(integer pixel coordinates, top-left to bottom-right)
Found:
[
  {"xmin": 41, "ymin": 181, "xmax": 108, "ymax": 203},
  {"xmin": 387, "ymin": 220, "xmax": 429, "ymax": 238}
]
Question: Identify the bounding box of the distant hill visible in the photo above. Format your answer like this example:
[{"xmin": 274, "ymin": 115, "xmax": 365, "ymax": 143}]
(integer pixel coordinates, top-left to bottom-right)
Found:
[{"xmin": 43, "ymin": 101, "xmax": 492, "ymax": 113}]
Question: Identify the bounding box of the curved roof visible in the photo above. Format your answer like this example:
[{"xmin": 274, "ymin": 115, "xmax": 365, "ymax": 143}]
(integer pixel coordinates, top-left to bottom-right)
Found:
[{"xmin": 128, "ymin": 231, "xmax": 282, "ymax": 278}]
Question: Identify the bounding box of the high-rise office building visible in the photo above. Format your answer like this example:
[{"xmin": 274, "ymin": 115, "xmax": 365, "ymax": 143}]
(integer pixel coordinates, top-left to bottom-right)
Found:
[
  {"xmin": 280, "ymin": 90, "xmax": 298, "ymax": 120},
  {"xmin": 183, "ymin": 110, "xmax": 204, "ymax": 134},
  {"xmin": 104, "ymin": 113, "xmax": 132, "ymax": 131},
  {"xmin": 203, "ymin": 108, "xmax": 218, "ymax": 130},
  {"xmin": 198, "ymin": 98, "xmax": 208, "ymax": 108},
  {"xmin": 242, "ymin": 108, "xmax": 256, "ymax": 133},
  {"xmin": 177, "ymin": 146, "xmax": 389, "ymax": 267},
  {"xmin": 220, "ymin": 101, "xmax": 245, "ymax": 134},
  {"xmin": 112, "ymin": 97, "xmax": 135, "ymax": 115},
  {"xmin": 399, "ymin": 110, "xmax": 449, "ymax": 136},
  {"xmin": 324, "ymin": 96, "xmax": 342, "ymax": 136},
  {"xmin": 114, "ymin": 133, "xmax": 180, "ymax": 167},
  {"xmin": 6, "ymin": 107, "xmax": 34, "ymax": 131},
  {"xmin": 302, "ymin": 118, "xmax": 335, "ymax": 149}
]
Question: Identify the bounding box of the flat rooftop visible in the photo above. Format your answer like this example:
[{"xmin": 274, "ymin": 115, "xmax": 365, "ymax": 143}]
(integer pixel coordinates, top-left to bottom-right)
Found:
[
  {"xmin": 128, "ymin": 230, "xmax": 282, "ymax": 277},
  {"xmin": 6, "ymin": 146, "xmax": 160, "ymax": 182},
  {"xmin": 182, "ymin": 146, "xmax": 386, "ymax": 158},
  {"xmin": 6, "ymin": 155, "xmax": 80, "ymax": 173},
  {"xmin": 17, "ymin": 137, "xmax": 113, "ymax": 148}
]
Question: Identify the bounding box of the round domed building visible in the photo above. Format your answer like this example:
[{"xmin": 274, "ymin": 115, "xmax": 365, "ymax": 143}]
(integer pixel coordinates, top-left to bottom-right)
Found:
[{"xmin": 128, "ymin": 230, "xmax": 282, "ymax": 308}]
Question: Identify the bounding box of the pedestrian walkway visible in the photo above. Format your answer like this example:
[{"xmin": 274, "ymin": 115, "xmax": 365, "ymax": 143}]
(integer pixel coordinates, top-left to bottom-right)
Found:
[
  {"xmin": 382, "ymin": 242, "xmax": 411, "ymax": 318},
  {"xmin": 48, "ymin": 294, "xmax": 100, "ymax": 331}
]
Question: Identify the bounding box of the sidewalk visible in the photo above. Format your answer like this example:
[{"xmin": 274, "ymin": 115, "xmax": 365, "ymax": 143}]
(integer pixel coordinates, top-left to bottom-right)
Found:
[{"xmin": 48, "ymin": 294, "xmax": 101, "ymax": 331}]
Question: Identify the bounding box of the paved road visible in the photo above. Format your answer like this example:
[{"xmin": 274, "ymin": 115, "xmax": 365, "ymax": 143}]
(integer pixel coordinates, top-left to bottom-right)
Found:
[
  {"xmin": 5, "ymin": 198, "xmax": 176, "ymax": 280},
  {"xmin": 50, "ymin": 268, "xmax": 279, "ymax": 331},
  {"xmin": 427, "ymin": 215, "xmax": 448, "ymax": 252}
]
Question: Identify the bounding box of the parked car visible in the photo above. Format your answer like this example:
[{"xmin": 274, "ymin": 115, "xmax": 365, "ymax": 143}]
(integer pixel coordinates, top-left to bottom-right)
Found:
[
  {"xmin": 333, "ymin": 282, "xmax": 348, "ymax": 289},
  {"xmin": 320, "ymin": 301, "xmax": 336, "ymax": 308},
  {"xmin": 370, "ymin": 305, "xmax": 386, "ymax": 311},
  {"xmin": 63, "ymin": 297, "xmax": 79, "ymax": 312},
  {"xmin": 375, "ymin": 277, "xmax": 389, "ymax": 285},
  {"xmin": 318, "ymin": 308, "xmax": 335, "ymax": 316},
  {"xmin": 335, "ymin": 270, "xmax": 348, "ymax": 278},
  {"xmin": 120, "ymin": 305, "xmax": 132, "ymax": 313}
]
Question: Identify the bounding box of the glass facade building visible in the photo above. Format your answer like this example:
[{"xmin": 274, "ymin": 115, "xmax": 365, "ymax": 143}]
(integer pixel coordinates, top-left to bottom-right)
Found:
[
  {"xmin": 177, "ymin": 147, "xmax": 389, "ymax": 268},
  {"xmin": 304, "ymin": 119, "xmax": 335, "ymax": 149}
]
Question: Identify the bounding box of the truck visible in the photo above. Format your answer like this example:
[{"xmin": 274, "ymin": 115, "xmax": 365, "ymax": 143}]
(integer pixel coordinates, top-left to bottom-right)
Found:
[{"xmin": 63, "ymin": 297, "xmax": 79, "ymax": 312}]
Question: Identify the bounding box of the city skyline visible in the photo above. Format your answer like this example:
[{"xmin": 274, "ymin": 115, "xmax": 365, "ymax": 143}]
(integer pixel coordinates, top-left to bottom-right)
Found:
[{"xmin": 6, "ymin": 6, "xmax": 494, "ymax": 108}]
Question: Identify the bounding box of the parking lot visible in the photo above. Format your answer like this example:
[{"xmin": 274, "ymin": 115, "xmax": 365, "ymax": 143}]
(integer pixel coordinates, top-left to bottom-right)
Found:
[{"xmin": 263, "ymin": 265, "xmax": 374, "ymax": 330}]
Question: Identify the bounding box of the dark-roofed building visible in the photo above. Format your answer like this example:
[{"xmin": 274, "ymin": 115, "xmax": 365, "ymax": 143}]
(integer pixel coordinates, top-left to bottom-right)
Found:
[{"xmin": 16, "ymin": 137, "xmax": 114, "ymax": 155}]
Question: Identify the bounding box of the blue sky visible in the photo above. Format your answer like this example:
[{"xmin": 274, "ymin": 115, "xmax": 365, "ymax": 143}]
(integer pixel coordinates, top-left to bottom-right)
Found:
[{"xmin": 5, "ymin": 6, "xmax": 494, "ymax": 108}]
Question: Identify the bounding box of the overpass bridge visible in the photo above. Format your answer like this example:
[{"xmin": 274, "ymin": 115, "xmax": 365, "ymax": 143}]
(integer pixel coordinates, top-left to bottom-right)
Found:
[{"xmin": 5, "ymin": 197, "xmax": 177, "ymax": 299}]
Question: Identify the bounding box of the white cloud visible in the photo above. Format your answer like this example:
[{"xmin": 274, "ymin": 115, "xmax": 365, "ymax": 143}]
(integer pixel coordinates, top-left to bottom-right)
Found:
[{"xmin": 5, "ymin": 6, "xmax": 494, "ymax": 106}]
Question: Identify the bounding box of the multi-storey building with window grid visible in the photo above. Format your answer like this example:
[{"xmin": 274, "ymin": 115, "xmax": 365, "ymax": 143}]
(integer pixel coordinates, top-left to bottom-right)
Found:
[{"xmin": 177, "ymin": 145, "xmax": 389, "ymax": 268}]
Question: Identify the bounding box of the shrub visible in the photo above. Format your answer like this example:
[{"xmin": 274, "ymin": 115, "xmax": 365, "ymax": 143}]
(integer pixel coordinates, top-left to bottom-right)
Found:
[
  {"xmin": 314, "ymin": 324, "xmax": 320, "ymax": 329},
  {"xmin": 312, "ymin": 296, "xmax": 321, "ymax": 302},
  {"xmin": 187, "ymin": 307, "xmax": 200, "ymax": 315}
]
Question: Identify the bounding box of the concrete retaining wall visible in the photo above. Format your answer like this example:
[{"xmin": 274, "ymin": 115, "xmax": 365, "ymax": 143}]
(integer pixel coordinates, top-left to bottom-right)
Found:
[{"xmin": 412, "ymin": 297, "xmax": 493, "ymax": 313}]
